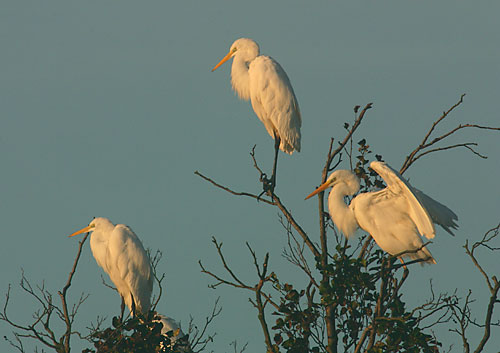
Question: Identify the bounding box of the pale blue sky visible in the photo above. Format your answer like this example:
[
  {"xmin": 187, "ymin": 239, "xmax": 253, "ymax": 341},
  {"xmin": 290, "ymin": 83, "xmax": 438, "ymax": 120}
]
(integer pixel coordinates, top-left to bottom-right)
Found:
[{"xmin": 1, "ymin": 1, "xmax": 499, "ymax": 352}]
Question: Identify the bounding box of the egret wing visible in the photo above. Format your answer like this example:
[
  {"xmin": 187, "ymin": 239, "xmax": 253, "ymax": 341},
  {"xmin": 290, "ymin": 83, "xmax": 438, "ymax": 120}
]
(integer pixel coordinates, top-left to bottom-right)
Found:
[
  {"xmin": 370, "ymin": 161, "xmax": 435, "ymax": 239},
  {"xmin": 412, "ymin": 188, "xmax": 458, "ymax": 235},
  {"xmin": 109, "ymin": 225, "xmax": 153, "ymax": 313},
  {"xmin": 249, "ymin": 56, "xmax": 301, "ymax": 153},
  {"xmin": 352, "ymin": 190, "xmax": 436, "ymax": 263}
]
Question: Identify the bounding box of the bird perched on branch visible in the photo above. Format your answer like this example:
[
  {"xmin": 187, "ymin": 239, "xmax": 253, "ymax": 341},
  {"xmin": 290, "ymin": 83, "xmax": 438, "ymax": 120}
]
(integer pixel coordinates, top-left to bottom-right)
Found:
[
  {"xmin": 69, "ymin": 217, "xmax": 153, "ymax": 316},
  {"xmin": 212, "ymin": 38, "xmax": 302, "ymax": 191},
  {"xmin": 305, "ymin": 161, "xmax": 458, "ymax": 264}
]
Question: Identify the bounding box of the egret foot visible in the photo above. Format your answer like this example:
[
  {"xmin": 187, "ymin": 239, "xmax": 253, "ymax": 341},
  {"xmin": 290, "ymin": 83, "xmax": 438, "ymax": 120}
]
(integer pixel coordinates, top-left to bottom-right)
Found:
[
  {"xmin": 257, "ymin": 173, "xmax": 275, "ymax": 201},
  {"xmin": 257, "ymin": 132, "xmax": 280, "ymax": 200}
]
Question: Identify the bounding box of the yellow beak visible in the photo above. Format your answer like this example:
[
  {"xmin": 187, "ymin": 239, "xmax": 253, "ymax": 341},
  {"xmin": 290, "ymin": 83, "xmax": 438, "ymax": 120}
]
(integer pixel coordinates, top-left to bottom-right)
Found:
[
  {"xmin": 212, "ymin": 51, "xmax": 233, "ymax": 72},
  {"xmin": 69, "ymin": 225, "xmax": 93, "ymax": 237},
  {"xmin": 305, "ymin": 180, "xmax": 332, "ymax": 200}
]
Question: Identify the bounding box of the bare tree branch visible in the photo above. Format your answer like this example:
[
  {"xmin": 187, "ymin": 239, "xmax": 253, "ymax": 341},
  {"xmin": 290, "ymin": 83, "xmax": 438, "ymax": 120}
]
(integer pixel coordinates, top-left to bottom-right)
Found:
[
  {"xmin": 229, "ymin": 340, "xmax": 248, "ymax": 353},
  {"xmin": 195, "ymin": 170, "xmax": 320, "ymax": 259},
  {"xmin": 246, "ymin": 245, "xmax": 278, "ymax": 353},
  {"xmin": 410, "ymin": 142, "xmax": 487, "ymax": 163},
  {"xmin": 188, "ymin": 297, "xmax": 222, "ymax": 353},
  {"xmin": 281, "ymin": 217, "xmax": 320, "ymax": 288},
  {"xmin": 400, "ymin": 94, "xmax": 500, "ymax": 174},
  {"xmin": 196, "ymin": 96, "xmax": 497, "ymax": 353},
  {"xmin": 462, "ymin": 223, "xmax": 500, "ymax": 353},
  {"xmin": 199, "ymin": 237, "xmax": 279, "ymax": 312},
  {"xmin": 1, "ymin": 233, "xmax": 90, "ymax": 353},
  {"xmin": 315, "ymin": 103, "xmax": 373, "ymax": 353},
  {"xmin": 194, "ymin": 170, "xmax": 274, "ymax": 205}
]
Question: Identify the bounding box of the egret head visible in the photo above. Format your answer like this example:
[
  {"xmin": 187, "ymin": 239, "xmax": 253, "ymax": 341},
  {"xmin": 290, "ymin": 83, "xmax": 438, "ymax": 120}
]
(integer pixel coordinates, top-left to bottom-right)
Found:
[
  {"xmin": 68, "ymin": 217, "xmax": 112, "ymax": 237},
  {"xmin": 212, "ymin": 38, "xmax": 260, "ymax": 72},
  {"xmin": 229, "ymin": 38, "xmax": 259, "ymax": 57},
  {"xmin": 305, "ymin": 170, "xmax": 360, "ymax": 200}
]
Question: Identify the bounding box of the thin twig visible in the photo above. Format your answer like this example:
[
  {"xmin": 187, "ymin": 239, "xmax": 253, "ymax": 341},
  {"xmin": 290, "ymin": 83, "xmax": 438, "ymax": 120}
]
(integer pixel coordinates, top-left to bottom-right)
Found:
[
  {"xmin": 410, "ymin": 142, "xmax": 487, "ymax": 163},
  {"xmin": 195, "ymin": 170, "xmax": 320, "ymax": 258},
  {"xmin": 400, "ymin": 94, "xmax": 500, "ymax": 174},
  {"xmin": 1, "ymin": 234, "xmax": 90, "ymax": 353},
  {"xmin": 199, "ymin": 238, "xmax": 279, "ymax": 311},
  {"xmin": 58, "ymin": 232, "xmax": 89, "ymax": 352},
  {"xmin": 188, "ymin": 297, "xmax": 221, "ymax": 353},
  {"xmin": 313, "ymin": 103, "xmax": 373, "ymax": 353},
  {"xmin": 195, "ymin": 170, "xmax": 274, "ymax": 205}
]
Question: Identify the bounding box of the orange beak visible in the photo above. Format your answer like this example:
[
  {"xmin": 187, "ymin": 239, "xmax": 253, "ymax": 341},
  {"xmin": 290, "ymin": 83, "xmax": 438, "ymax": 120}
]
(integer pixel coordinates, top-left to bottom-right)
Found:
[
  {"xmin": 305, "ymin": 180, "xmax": 332, "ymax": 200},
  {"xmin": 212, "ymin": 51, "xmax": 233, "ymax": 72},
  {"xmin": 69, "ymin": 225, "xmax": 93, "ymax": 237}
]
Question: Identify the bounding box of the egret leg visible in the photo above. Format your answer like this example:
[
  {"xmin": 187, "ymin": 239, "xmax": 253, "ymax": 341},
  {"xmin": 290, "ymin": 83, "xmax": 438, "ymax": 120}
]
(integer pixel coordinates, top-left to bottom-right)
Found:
[
  {"xmin": 257, "ymin": 133, "xmax": 280, "ymax": 200},
  {"xmin": 130, "ymin": 293, "xmax": 137, "ymax": 317},
  {"xmin": 271, "ymin": 133, "xmax": 280, "ymax": 190},
  {"xmin": 120, "ymin": 297, "xmax": 125, "ymax": 322}
]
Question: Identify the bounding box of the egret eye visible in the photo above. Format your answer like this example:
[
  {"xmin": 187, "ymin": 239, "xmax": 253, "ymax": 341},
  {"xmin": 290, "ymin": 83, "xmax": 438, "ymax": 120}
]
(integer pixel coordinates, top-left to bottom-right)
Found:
[
  {"xmin": 69, "ymin": 217, "xmax": 154, "ymax": 316},
  {"xmin": 214, "ymin": 37, "xmax": 301, "ymax": 157}
]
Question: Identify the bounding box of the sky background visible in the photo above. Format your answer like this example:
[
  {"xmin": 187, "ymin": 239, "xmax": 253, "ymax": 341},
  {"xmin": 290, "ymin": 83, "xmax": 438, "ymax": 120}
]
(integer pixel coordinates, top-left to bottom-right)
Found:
[{"xmin": 1, "ymin": 1, "xmax": 499, "ymax": 352}]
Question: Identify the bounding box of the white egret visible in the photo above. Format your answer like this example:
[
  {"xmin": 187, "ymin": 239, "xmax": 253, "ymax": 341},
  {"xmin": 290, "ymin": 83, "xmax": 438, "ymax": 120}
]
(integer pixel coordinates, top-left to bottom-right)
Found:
[
  {"xmin": 70, "ymin": 217, "xmax": 153, "ymax": 315},
  {"xmin": 305, "ymin": 161, "xmax": 458, "ymax": 264},
  {"xmin": 212, "ymin": 38, "xmax": 302, "ymax": 189},
  {"xmin": 154, "ymin": 314, "xmax": 186, "ymax": 350}
]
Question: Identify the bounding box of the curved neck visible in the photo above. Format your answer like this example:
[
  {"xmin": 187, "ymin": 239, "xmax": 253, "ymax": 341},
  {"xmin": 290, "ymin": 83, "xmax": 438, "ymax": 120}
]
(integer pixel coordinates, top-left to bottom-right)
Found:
[
  {"xmin": 328, "ymin": 185, "xmax": 359, "ymax": 238},
  {"xmin": 231, "ymin": 55, "xmax": 252, "ymax": 100},
  {"xmin": 89, "ymin": 222, "xmax": 114, "ymax": 270}
]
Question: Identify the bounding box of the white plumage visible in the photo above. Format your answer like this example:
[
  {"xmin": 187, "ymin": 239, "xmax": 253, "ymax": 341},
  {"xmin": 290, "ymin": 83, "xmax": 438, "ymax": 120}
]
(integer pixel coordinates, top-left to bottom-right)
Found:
[
  {"xmin": 212, "ymin": 38, "xmax": 302, "ymax": 154},
  {"xmin": 306, "ymin": 161, "xmax": 458, "ymax": 263},
  {"xmin": 154, "ymin": 314, "xmax": 187, "ymax": 351},
  {"xmin": 155, "ymin": 314, "xmax": 184, "ymax": 339},
  {"xmin": 70, "ymin": 217, "xmax": 153, "ymax": 315}
]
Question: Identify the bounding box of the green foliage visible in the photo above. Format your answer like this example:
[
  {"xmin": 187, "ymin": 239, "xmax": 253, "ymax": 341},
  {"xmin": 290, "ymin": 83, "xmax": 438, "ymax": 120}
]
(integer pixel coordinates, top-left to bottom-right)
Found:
[
  {"xmin": 270, "ymin": 240, "xmax": 442, "ymax": 352},
  {"xmin": 83, "ymin": 312, "xmax": 190, "ymax": 353},
  {"xmin": 271, "ymin": 282, "xmax": 321, "ymax": 353},
  {"xmin": 263, "ymin": 141, "xmax": 444, "ymax": 352},
  {"xmin": 354, "ymin": 138, "xmax": 384, "ymax": 192},
  {"xmin": 196, "ymin": 97, "xmax": 500, "ymax": 353}
]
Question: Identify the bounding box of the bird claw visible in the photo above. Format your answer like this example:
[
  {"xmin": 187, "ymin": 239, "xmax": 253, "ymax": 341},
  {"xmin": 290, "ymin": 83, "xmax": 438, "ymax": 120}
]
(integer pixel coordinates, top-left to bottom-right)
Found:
[{"xmin": 257, "ymin": 173, "xmax": 276, "ymax": 201}]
